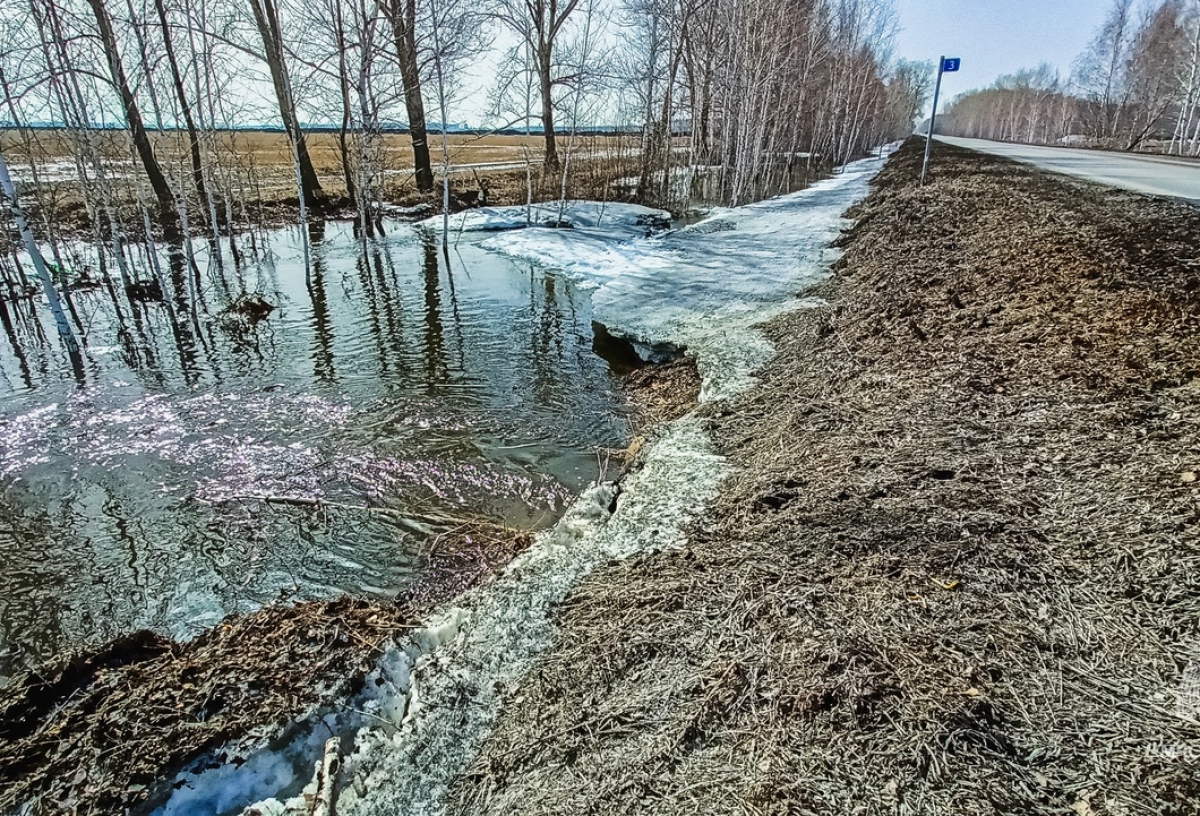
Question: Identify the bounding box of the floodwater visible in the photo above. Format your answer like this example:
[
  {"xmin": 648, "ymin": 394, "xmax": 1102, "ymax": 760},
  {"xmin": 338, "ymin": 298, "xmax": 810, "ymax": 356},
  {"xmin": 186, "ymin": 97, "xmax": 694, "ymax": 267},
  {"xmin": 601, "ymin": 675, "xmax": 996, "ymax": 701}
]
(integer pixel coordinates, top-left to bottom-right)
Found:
[{"xmin": 0, "ymin": 219, "xmax": 630, "ymax": 682}]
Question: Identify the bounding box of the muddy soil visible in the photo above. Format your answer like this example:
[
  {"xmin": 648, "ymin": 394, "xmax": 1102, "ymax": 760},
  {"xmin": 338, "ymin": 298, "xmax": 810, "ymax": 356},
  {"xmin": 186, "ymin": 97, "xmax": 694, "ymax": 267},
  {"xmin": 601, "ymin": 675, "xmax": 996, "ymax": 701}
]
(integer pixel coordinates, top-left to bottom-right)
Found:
[{"xmin": 448, "ymin": 138, "xmax": 1200, "ymax": 815}]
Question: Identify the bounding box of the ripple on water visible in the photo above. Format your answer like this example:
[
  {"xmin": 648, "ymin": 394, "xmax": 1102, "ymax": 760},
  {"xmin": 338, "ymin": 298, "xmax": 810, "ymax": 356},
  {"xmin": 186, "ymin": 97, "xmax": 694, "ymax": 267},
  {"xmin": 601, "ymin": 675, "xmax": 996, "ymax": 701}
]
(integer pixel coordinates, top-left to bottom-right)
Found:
[{"xmin": 0, "ymin": 224, "xmax": 628, "ymax": 675}]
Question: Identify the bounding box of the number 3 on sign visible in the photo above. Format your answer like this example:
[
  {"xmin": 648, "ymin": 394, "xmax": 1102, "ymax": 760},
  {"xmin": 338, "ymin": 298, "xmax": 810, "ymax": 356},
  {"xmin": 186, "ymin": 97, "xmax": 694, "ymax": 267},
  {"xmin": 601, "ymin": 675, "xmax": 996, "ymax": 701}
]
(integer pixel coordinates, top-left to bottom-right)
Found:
[{"xmin": 942, "ymin": 58, "xmax": 961, "ymax": 72}]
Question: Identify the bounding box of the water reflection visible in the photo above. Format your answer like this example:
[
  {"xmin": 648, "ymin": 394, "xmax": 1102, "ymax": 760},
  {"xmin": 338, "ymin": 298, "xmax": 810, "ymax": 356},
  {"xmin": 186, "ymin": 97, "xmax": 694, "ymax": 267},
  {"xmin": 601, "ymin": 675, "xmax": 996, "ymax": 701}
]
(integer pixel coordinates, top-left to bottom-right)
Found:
[
  {"xmin": 0, "ymin": 218, "xmax": 628, "ymax": 682},
  {"xmin": 307, "ymin": 236, "xmax": 337, "ymax": 385},
  {"xmin": 422, "ymin": 236, "xmax": 449, "ymax": 386}
]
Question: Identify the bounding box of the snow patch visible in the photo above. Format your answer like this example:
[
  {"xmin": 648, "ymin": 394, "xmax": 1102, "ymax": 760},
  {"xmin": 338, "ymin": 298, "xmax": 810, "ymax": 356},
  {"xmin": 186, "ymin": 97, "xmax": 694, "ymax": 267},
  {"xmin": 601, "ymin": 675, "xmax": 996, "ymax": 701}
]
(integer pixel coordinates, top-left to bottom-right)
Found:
[
  {"xmin": 333, "ymin": 419, "xmax": 725, "ymax": 816},
  {"xmin": 476, "ymin": 156, "xmax": 886, "ymax": 399},
  {"xmin": 425, "ymin": 201, "xmax": 670, "ymax": 237}
]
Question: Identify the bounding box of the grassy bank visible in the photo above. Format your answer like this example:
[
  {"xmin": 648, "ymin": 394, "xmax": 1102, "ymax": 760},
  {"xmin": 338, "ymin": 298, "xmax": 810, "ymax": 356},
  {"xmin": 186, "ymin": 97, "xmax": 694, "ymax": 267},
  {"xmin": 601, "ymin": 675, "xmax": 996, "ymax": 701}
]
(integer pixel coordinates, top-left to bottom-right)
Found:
[{"xmin": 449, "ymin": 138, "xmax": 1200, "ymax": 814}]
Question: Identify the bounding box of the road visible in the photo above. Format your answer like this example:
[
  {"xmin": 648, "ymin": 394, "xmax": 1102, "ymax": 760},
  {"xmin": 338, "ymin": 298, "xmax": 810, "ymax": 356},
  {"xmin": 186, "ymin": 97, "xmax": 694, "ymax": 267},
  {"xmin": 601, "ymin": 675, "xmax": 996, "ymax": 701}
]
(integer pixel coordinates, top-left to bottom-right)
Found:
[{"xmin": 935, "ymin": 136, "xmax": 1200, "ymax": 204}]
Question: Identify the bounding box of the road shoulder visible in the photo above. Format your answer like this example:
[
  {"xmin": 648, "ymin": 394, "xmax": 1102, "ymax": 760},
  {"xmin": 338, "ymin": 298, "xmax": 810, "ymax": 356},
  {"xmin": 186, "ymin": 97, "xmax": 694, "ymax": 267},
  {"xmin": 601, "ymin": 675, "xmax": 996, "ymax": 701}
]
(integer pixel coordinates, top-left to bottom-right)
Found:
[{"xmin": 448, "ymin": 138, "xmax": 1200, "ymax": 815}]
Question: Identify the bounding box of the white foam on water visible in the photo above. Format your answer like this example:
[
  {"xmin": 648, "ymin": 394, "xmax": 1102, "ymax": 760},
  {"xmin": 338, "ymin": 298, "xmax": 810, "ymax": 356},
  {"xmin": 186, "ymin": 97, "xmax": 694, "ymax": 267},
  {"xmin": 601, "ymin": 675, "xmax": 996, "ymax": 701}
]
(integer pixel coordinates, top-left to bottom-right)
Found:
[{"xmin": 148, "ymin": 152, "xmax": 888, "ymax": 816}]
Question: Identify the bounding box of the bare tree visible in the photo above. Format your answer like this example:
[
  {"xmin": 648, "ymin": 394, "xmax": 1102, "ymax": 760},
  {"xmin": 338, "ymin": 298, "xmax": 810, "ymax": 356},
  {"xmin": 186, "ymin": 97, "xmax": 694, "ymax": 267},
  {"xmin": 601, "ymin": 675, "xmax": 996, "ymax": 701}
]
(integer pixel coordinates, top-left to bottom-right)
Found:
[
  {"xmin": 1122, "ymin": 0, "xmax": 1187, "ymax": 150},
  {"xmin": 0, "ymin": 150, "xmax": 79, "ymax": 354},
  {"xmin": 382, "ymin": 0, "xmax": 435, "ymax": 192},
  {"xmin": 1169, "ymin": 0, "xmax": 1200, "ymax": 154},
  {"xmin": 85, "ymin": 0, "xmax": 175, "ymax": 220},
  {"xmin": 1074, "ymin": 0, "xmax": 1135, "ymax": 144},
  {"xmin": 247, "ymin": 0, "xmax": 323, "ymax": 206},
  {"xmin": 152, "ymin": 0, "xmax": 211, "ymax": 210},
  {"xmin": 491, "ymin": 0, "xmax": 584, "ymax": 170}
]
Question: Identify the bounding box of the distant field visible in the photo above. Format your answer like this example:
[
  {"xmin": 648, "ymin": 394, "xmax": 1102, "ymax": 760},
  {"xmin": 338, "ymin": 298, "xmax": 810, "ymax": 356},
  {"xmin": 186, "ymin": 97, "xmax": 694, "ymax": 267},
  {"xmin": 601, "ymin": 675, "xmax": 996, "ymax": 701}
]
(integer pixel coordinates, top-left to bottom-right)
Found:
[{"xmin": 0, "ymin": 129, "xmax": 637, "ymax": 197}]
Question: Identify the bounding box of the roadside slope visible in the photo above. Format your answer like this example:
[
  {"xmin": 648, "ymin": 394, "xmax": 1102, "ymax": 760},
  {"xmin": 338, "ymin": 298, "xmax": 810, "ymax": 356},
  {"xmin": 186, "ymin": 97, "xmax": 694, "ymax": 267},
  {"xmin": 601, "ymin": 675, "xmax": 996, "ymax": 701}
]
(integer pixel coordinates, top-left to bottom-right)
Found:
[{"xmin": 449, "ymin": 138, "xmax": 1200, "ymax": 815}]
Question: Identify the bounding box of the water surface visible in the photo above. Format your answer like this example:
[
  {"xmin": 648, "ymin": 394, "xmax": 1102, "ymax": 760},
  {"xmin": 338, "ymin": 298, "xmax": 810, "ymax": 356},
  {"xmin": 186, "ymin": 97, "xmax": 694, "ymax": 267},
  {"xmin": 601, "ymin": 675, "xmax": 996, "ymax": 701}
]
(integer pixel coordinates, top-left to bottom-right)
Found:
[{"xmin": 0, "ymin": 219, "xmax": 629, "ymax": 682}]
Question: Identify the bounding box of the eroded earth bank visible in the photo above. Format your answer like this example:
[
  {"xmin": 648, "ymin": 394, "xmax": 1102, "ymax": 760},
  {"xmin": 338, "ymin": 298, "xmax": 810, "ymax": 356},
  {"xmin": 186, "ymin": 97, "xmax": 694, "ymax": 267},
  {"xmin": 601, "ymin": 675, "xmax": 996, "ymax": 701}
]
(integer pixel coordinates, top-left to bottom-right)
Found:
[{"xmin": 449, "ymin": 139, "xmax": 1200, "ymax": 815}]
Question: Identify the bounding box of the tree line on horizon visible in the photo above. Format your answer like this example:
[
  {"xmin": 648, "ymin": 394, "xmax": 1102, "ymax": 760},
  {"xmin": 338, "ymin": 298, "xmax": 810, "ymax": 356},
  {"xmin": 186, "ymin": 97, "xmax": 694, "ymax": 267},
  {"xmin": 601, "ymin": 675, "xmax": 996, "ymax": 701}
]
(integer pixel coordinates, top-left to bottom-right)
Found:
[{"xmin": 937, "ymin": 0, "xmax": 1200, "ymax": 154}]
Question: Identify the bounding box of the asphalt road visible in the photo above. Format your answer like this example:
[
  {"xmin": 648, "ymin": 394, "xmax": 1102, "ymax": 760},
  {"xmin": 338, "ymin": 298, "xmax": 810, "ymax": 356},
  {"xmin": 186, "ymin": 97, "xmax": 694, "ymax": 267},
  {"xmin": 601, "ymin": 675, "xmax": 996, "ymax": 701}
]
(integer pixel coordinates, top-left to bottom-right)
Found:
[{"xmin": 935, "ymin": 136, "xmax": 1200, "ymax": 204}]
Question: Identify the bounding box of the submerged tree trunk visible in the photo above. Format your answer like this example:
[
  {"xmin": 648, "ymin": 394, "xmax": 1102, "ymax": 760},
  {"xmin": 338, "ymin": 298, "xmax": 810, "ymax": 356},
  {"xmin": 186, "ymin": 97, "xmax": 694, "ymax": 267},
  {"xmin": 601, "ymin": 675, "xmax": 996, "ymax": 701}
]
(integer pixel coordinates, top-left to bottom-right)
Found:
[{"xmin": 0, "ymin": 151, "xmax": 80, "ymax": 356}]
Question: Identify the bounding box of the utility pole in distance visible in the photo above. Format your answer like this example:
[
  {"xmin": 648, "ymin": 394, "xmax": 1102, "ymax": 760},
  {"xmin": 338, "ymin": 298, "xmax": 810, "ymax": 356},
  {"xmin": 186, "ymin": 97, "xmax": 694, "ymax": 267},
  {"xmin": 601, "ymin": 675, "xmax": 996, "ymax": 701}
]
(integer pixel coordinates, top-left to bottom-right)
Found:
[{"xmin": 921, "ymin": 56, "xmax": 961, "ymax": 184}]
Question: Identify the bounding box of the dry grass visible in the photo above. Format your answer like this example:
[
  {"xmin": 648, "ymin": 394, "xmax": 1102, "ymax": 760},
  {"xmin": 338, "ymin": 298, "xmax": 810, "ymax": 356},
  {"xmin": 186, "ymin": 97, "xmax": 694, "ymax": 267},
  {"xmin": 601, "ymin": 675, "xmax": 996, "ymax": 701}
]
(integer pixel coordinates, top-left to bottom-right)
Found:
[
  {"xmin": 622, "ymin": 358, "xmax": 703, "ymax": 432},
  {"xmin": 0, "ymin": 129, "xmax": 639, "ymax": 208},
  {"xmin": 448, "ymin": 139, "xmax": 1200, "ymax": 815}
]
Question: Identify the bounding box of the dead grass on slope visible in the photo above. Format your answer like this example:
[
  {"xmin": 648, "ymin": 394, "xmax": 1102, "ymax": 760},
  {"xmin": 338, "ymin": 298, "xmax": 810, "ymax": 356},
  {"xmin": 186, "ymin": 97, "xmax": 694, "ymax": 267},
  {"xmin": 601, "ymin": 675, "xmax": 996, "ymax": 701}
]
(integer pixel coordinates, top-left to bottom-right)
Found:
[
  {"xmin": 448, "ymin": 138, "xmax": 1200, "ymax": 815},
  {"xmin": 0, "ymin": 518, "xmax": 530, "ymax": 816}
]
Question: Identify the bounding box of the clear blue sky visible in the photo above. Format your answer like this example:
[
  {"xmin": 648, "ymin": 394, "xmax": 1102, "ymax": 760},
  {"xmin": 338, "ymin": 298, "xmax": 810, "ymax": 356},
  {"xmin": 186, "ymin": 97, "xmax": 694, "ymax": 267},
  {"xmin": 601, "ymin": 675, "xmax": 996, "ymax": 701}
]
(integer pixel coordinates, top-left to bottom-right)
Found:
[{"xmin": 894, "ymin": 0, "xmax": 1115, "ymax": 109}]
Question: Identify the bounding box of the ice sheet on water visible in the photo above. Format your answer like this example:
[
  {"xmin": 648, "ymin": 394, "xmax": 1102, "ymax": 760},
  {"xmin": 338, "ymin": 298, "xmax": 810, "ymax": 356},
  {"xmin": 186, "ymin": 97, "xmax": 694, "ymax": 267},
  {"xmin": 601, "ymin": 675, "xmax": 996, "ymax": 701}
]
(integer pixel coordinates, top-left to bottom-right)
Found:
[
  {"xmin": 427, "ymin": 200, "xmax": 669, "ymax": 237},
  {"xmin": 148, "ymin": 153, "xmax": 888, "ymax": 816},
  {"xmin": 479, "ymin": 155, "xmax": 886, "ymax": 398}
]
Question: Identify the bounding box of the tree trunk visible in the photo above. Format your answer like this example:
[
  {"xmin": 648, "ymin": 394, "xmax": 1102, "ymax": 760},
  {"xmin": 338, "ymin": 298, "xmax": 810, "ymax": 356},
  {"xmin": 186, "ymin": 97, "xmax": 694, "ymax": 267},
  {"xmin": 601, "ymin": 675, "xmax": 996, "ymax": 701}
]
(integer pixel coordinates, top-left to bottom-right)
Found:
[
  {"xmin": 85, "ymin": 0, "xmax": 173, "ymax": 222},
  {"xmin": 539, "ymin": 42, "xmax": 558, "ymax": 170},
  {"xmin": 249, "ymin": 0, "xmax": 323, "ymax": 206},
  {"xmin": 386, "ymin": 0, "xmax": 434, "ymax": 193},
  {"xmin": 334, "ymin": 1, "xmax": 358, "ymax": 202},
  {"xmin": 152, "ymin": 0, "xmax": 208, "ymax": 209}
]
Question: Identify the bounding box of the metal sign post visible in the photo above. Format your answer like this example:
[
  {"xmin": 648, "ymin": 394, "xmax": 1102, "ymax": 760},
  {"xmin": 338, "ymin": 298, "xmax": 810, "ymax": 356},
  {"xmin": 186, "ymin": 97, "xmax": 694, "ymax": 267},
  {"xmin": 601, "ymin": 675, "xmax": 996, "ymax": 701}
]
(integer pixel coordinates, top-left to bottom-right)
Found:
[{"xmin": 921, "ymin": 56, "xmax": 960, "ymax": 184}]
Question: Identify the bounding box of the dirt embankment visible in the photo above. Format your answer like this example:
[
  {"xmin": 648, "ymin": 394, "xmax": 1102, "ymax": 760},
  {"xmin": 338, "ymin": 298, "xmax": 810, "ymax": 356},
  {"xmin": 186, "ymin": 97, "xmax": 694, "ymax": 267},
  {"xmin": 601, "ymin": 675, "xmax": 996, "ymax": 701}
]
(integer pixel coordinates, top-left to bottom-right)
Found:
[{"xmin": 448, "ymin": 139, "xmax": 1200, "ymax": 815}]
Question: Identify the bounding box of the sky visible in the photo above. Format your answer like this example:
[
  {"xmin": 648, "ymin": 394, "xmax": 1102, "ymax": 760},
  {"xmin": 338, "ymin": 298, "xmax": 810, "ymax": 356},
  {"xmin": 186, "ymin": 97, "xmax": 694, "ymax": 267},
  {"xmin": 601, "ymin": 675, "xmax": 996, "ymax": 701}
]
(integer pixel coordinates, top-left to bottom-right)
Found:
[
  {"xmin": 893, "ymin": 0, "xmax": 1115, "ymax": 113},
  {"xmin": 451, "ymin": 0, "xmax": 1119, "ymax": 125}
]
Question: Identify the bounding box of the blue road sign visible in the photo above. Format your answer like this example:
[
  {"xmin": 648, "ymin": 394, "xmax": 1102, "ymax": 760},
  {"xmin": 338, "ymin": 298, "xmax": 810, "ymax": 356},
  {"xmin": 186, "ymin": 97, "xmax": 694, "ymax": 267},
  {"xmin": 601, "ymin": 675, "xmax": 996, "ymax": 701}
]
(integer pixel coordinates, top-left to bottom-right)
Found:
[{"xmin": 922, "ymin": 56, "xmax": 962, "ymax": 183}]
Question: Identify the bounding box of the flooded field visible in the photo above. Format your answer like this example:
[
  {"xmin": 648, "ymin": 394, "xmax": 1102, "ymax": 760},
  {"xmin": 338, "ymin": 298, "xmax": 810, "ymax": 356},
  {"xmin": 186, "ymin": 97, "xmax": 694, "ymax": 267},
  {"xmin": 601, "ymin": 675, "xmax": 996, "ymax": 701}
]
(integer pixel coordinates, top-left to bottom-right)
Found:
[{"xmin": 0, "ymin": 219, "xmax": 630, "ymax": 682}]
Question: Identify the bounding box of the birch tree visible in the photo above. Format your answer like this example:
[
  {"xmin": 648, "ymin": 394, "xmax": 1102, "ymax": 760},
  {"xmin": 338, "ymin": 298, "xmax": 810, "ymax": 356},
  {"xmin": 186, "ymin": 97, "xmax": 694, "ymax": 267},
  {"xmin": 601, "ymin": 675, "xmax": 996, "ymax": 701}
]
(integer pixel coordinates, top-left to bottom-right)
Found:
[
  {"xmin": 382, "ymin": 0, "xmax": 435, "ymax": 192},
  {"xmin": 85, "ymin": 0, "xmax": 175, "ymax": 220},
  {"xmin": 247, "ymin": 0, "xmax": 324, "ymax": 206}
]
